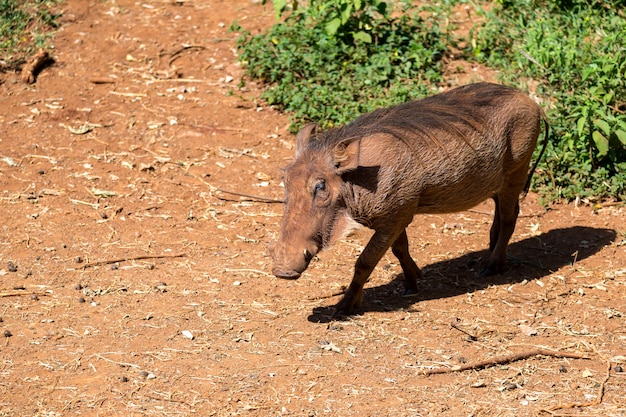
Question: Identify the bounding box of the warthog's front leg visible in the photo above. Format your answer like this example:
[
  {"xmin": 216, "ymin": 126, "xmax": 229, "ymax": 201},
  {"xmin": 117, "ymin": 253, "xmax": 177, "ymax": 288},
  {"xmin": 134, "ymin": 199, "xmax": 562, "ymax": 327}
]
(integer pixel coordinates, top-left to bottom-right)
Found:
[{"xmin": 333, "ymin": 226, "xmax": 408, "ymax": 316}]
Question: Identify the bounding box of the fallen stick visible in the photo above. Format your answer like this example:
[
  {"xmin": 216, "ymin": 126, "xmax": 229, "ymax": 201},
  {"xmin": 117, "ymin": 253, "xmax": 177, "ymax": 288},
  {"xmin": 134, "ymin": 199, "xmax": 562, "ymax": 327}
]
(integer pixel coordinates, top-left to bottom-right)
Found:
[
  {"xmin": 418, "ymin": 349, "xmax": 589, "ymax": 375},
  {"xmin": 81, "ymin": 253, "xmax": 186, "ymax": 269},
  {"xmin": 167, "ymin": 161, "xmax": 284, "ymax": 204},
  {"xmin": 21, "ymin": 49, "xmax": 52, "ymax": 84},
  {"xmin": 214, "ymin": 188, "xmax": 284, "ymax": 204},
  {"xmin": 0, "ymin": 290, "xmax": 46, "ymax": 298}
]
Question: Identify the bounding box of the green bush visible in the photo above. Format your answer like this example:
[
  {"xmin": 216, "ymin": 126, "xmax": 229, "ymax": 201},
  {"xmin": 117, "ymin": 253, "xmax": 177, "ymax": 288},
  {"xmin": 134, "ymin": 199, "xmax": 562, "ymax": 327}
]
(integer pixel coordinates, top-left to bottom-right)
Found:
[
  {"xmin": 469, "ymin": 0, "xmax": 626, "ymax": 201},
  {"xmin": 235, "ymin": 0, "xmax": 625, "ymax": 201},
  {"xmin": 233, "ymin": 0, "xmax": 451, "ymax": 130}
]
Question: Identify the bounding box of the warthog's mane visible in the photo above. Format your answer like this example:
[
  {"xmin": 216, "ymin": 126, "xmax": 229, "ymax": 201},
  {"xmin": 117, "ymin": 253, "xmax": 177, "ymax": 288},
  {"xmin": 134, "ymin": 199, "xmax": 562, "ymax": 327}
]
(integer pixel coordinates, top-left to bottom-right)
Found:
[{"xmin": 311, "ymin": 83, "xmax": 519, "ymax": 152}]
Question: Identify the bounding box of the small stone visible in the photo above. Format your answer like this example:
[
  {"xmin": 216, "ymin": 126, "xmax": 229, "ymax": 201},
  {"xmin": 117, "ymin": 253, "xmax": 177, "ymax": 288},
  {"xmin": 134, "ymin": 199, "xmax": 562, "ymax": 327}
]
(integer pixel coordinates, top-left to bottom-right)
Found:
[
  {"xmin": 119, "ymin": 376, "xmax": 129, "ymax": 383},
  {"xmin": 7, "ymin": 262, "xmax": 17, "ymax": 272},
  {"xmin": 3, "ymin": 330, "xmax": 12, "ymax": 337},
  {"xmin": 30, "ymin": 294, "xmax": 39, "ymax": 301},
  {"xmin": 75, "ymin": 257, "xmax": 83, "ymax": 264},
  {"xmin": 614, "ymin": 365, "xmax": 623, "ymax": 373},
  {"xmin": 78, "ymin": 297, "xmax": 86, "ymax": 303}
]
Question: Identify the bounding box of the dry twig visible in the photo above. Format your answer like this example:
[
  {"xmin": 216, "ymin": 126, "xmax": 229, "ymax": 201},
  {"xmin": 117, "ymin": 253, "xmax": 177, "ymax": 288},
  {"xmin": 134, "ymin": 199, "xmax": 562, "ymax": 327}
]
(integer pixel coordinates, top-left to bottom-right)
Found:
[
  {"xmin": 214, "ymin": 188, "xmax": 284, "ymax": 204},
  {"xmin": 81, "ymin": 253, "xmax": 186, "ymax": 269},
  {"xmin": 0, "ymin": 290, "xmax": 46, "ymax": 298},
  {"xmin": 419, "ymin": 349, "xmax": 589, "ymax": 375}
]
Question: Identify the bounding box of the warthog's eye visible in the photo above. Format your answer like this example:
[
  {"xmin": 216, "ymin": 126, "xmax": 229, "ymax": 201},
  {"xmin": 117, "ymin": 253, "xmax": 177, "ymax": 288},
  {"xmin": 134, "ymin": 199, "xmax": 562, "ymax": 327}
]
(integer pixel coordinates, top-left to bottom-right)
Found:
[{"xmin": 314, "ymin": 180, "xmax": 326, "ymax": 195}]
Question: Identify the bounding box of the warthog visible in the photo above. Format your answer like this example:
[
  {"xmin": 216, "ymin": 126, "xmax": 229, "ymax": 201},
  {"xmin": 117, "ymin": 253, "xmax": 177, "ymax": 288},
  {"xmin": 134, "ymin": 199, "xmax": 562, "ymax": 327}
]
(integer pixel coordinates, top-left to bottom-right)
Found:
[{"xmin": 269, "ymin": 83, "xmax": 549, "ymax": 316}]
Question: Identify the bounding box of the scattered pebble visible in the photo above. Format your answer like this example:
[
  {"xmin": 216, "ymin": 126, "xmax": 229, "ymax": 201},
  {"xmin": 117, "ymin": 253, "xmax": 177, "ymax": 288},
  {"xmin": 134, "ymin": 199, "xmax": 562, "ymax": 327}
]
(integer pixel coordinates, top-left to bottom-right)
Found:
[
  {"xmin": 181, "ymin": 330, "xmax": 194, "ymax": 340},
  {"xmin": 75, "ymin": 257, "xmax": 83, "ymax": 264},
  {"xmin": 119, "ymin": 376, "xmax": 129, "ymax": 383},
  {"xmin": 7, "ymin": 261, "xmax": 17, "ymax": 272},
  {"xmin": 30, "ymin": 294, "xmax": 39, "ymax": 301},
  {"xmin": 559, "ymin": 366, "xmax": 568, "ymax": 373},
  {"xmin": 3, "ymin": 330, "xmax": 12, "ymax": 338},
  {"xmin": 78, "ymin": 297, "xmax": 86, "ymax": 303},
  {"xmin": 615, "ymin": 365, "xmax": 623, "ymax": 373}
]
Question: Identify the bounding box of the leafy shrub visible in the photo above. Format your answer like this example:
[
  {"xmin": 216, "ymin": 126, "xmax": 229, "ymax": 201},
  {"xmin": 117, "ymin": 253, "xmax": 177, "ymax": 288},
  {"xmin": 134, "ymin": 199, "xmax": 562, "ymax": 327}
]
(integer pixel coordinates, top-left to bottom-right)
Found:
[
  {"xmin": 236, "ymin": 0, "xmax": 626, "ymax": 201},
  {"xmin": 469, "ymin": 0, "xmax": 626, "ymax": 200},
  {"xmin": 233, "ymin": 0, "xmax": 451, "ymax": 130}
]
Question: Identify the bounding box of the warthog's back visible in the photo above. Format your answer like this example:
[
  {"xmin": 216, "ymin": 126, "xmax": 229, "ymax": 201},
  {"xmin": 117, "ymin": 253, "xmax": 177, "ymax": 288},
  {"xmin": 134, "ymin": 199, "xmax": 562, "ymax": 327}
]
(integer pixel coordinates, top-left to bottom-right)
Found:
[{"xmin": 331, "ymin": 83, "xmax": 544, "ymax": 215}]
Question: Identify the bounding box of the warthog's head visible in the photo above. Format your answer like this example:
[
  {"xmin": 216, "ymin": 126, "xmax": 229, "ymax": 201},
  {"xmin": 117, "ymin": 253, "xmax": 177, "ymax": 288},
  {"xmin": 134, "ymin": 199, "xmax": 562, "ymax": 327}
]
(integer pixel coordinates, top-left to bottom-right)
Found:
[{"xmin": 269, "ymin": 123, "xmax": 360, "ymax": 279}]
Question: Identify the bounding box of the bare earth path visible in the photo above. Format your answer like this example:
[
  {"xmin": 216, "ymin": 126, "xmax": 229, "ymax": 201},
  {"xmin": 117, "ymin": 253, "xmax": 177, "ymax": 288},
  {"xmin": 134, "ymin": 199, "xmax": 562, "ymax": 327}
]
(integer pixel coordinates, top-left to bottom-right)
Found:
[{"xmin": 0, "ymin": 1, "xmax": 624, "ymax": 416}]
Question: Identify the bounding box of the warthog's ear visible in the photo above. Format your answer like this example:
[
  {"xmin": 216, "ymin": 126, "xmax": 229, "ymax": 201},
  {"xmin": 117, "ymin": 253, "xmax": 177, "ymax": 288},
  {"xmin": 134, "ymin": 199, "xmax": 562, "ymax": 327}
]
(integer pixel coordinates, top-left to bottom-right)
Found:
[
  {"xmin": 333, "ymin": 136, "xmax": 360, "ymax": 174},
  {"xmin": 295, "ymin": 123, "xmax": 319, "ymax": 157}
]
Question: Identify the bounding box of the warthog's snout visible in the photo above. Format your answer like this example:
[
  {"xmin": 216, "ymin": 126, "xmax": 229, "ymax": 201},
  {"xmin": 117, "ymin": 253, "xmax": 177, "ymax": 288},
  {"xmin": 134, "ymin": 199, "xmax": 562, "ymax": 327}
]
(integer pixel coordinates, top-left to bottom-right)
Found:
[
  {"xmin": 269, "ymin": 241, "xmax": 316, "ymax": 280},
  {"xmin": 271, "ymin": 267, "xmax": 302, "ymax": 280}
]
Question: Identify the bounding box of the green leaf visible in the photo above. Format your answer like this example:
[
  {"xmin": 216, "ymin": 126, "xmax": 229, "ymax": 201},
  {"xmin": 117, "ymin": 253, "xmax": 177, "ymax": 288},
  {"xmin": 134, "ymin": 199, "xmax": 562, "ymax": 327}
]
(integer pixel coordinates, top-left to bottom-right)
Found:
[
  {"xmin": 581, "ymin": 65, "xmax": 595, "ymax": 82},
  {"xmin": 577, "ymin": 116, "xmax": 586, "ymax": 137},
  {"xmin": 353, "ymin": 30, "xmax": 372, "ymax": 43},
  {"xmin": 615, "ymin": 130, "xmax": 626, "ymax": 146},
  {"xmin": 593, "ymin": 119, "xmax": 611, "ymax": 136},
  {"xmin": 273, "ymin": 0, "xmax": 287, "ymax": 20},
  {"xmin": 592, "ymin": 130, "xmax": 609, "ymax": 157},
  {"xmin": 325, "ymin": 17, "xmax": 341, "ymax": 36},
  {"xmin": 340, "ymin": 3, "xmax": 353, "ymax": 24}
]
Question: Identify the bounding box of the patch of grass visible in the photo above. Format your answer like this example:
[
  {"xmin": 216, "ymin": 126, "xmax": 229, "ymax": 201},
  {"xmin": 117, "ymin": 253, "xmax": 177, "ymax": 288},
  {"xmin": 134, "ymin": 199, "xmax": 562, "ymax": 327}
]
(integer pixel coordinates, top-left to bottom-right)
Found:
[
  {"xmin": 233, "ymin": 0, "xmax": 452, "ymax": 131},
  {"xmin": 469, "ymin": 0, "xmax": 626, "ymax": 201},
  {"xmin": 1, "ymin": 0, "xmax": 62, "ymax": 66}
]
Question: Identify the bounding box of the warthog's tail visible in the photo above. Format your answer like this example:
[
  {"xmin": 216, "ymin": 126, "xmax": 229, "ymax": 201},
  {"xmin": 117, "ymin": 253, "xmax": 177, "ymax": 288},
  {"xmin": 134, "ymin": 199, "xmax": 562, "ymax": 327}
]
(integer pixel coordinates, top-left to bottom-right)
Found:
[{"xmin": 523, "ymin": 111, "xmax": 550, "ymax": 196}]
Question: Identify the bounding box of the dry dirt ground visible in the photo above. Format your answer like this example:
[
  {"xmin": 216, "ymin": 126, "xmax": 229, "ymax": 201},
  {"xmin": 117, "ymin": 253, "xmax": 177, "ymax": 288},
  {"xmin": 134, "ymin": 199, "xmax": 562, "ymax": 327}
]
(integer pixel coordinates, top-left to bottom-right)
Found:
[{"xmin": 1, "ymin": 1, "xmax": 625, "ymax": 416}]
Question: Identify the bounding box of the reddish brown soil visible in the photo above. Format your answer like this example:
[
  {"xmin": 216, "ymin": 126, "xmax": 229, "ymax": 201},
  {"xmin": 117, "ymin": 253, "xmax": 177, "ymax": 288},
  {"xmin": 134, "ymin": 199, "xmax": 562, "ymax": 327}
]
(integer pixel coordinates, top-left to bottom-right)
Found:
[{"xmin": 1, "ymin": 1, "xmax": 625, "ymax": 416}]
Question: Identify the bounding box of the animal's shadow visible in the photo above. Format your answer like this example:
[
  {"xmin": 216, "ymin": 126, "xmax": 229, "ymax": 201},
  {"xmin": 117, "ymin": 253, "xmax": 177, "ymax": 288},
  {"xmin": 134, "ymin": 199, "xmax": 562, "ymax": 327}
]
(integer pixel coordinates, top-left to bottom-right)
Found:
[{"xmin": 308, "ymin": 226, "xmax": 616, "ymax": 323}]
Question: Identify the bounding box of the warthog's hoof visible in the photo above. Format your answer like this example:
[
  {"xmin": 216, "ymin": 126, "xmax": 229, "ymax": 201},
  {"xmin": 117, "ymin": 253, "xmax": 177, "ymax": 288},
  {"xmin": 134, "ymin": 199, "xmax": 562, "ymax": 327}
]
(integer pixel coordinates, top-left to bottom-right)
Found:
[
  {"xmin": 332, "ymin": 290, "xmax": 362, "ymax": 318},
  {"xmin": 479, "ymin": 263, "xmax": 505, "ymax": 277}
]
